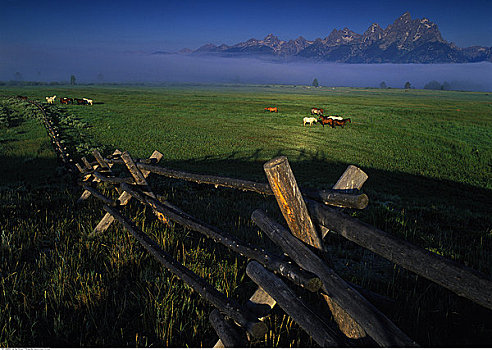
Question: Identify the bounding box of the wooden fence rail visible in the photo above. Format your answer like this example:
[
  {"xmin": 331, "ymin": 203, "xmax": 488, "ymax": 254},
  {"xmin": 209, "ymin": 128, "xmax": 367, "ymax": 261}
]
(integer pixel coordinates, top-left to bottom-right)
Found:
[
  {"xmin": 75, "ymin": 148, "xmax": 492, "ymax": 347},
  {"xmin": 103, "ymin": 156, "xmax": 369, "ymax": 209}
]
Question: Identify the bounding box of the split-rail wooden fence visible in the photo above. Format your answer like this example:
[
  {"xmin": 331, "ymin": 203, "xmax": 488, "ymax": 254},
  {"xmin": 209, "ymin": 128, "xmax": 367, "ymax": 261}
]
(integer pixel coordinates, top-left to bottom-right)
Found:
[{"xmin": 74, "ymin": 148, "xmax": 492, "ymax": 347}]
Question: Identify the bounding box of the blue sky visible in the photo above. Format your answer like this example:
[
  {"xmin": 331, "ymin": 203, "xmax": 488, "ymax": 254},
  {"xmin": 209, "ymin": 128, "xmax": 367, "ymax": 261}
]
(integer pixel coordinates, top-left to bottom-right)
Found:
[
  {"xmin": 1, "ymin": 0, "xmax": 491, "ymax": 53},
  {"xmin": 1, "ymin": 0, "xmax": 491, "ymax": 87}
]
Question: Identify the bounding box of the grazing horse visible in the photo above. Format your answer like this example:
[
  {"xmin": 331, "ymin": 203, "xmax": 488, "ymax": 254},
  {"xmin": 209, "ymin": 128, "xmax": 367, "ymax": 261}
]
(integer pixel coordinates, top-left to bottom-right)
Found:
[
  {"xmin": 60, "ymin": 97, "xmax": 73, "ymax": 104},
  {"xmin": 17, "ymin": 95, "xmax": 28, "ymax": 101},
  {"xmin": 333, "ymin": 118, "xmax": 351, "ymax": 128},
  {"xmin": 303, "ymin": 117, "xmax": 317, "ymax": 126},
  {"xmin": 311, "ymin": 107, "xmax": 324, "ymax": 116},
  {"xmin": 75, "ymin": 98, "xmax": 88, "ymax": 105},
  {"xmin": 45, "ymin": 95, "xmax": 56, "ymax": 104},
  {"xmin": 328, "ymin": 115, "xmax": 343, "ymax": 120},
  {"xmin": 82, "ymin": 98, "xmax": 93, "ymax": 105},
  {"xmin": 318, "ymin": 116, "xmax": 335, "ymax": 128},
  {"xmin": 264, "ymin": 107, "xmax": 278, "ymax": 113}
]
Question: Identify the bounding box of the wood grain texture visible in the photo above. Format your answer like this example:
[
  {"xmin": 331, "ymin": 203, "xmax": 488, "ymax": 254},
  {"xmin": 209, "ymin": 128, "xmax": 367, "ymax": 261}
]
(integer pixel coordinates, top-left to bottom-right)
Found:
[{"xmin": 263, "ymin": 156, "xmax": 323, "ymax": 249}]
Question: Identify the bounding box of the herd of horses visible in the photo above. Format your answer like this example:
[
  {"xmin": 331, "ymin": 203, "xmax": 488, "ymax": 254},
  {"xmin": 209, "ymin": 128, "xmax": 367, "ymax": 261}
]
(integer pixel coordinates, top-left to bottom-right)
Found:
[
  {"xmin": 17, "ymin": 95, "xmax": 93, "ymax": 106},
  {"xmin": 56, "ymin": 97, "xmax": 93, "ymax": 105},
  {"xmin": 264, "ymin": 106, "xmax": 352, "ymax": 129}
]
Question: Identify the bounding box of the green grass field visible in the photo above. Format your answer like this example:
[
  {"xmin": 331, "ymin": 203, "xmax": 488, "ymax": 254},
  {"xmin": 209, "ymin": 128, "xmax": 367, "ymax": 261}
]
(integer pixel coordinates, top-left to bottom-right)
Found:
[{"xmin": 1, "ymin": 84, "xmax": 491, "ymax": 347}]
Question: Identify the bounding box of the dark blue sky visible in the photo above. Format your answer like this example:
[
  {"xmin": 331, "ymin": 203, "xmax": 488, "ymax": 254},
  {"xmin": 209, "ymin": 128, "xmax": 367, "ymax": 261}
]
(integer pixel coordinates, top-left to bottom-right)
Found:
[
  {"xmin": 1, "ymin": 0, "xmax": 491, "ymax": 88},
  {"xmin": 1, "ymin": 0, "xmax": 491, "ymax": 53}
]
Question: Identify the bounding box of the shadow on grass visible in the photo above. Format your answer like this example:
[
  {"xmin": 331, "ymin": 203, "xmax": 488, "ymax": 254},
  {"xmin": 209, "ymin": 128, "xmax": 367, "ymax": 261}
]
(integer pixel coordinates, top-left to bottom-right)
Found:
[
  {"xmin": 159, "ymin": 147, "xmax": 491, "ymax": 217},
  {"xmin": 1, "ymin": 149, "xmax": 491, "ymax": 347}
]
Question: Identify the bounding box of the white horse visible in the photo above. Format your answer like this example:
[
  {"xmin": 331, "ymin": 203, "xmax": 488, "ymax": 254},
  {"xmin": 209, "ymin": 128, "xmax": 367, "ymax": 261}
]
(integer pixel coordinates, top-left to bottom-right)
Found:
[
  {"xmin": 45, "ymin": 95, "xmax": 56, "ymax": 104},
  {"xmin": 303, "ymin": 117, "xmax": 317, "ymax": 126},
  {"xmin": 329, "ymin": 115, "xmax": 344, "ymax": 120},
  {"xmin": 82, "ymin": 98, "xmax": 93, "ymax": 105}
]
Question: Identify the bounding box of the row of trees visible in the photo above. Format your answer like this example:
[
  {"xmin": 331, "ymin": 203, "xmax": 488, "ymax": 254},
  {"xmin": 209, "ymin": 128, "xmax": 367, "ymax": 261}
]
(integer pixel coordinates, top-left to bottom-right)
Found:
[
  {"xmin": 379, "ymin": 81, "xmax": 412, "ymax": 89},
  {"xmin": 312, "ymin": 78, "xmax": 415, "ymax": 90}
]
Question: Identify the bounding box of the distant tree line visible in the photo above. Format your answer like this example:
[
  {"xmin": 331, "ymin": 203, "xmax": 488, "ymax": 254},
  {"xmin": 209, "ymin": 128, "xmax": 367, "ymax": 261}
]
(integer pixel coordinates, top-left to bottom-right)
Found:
[
  {"xmin": 0, "ymin": 80, "xmax": 69, "ymax": 86},
  {"xmin": 378, "ymin": 80, "xmax": 464, "ymax": 91},
  {"xmin": 423, "ymin": 80, "xmax": 452, "ymax": 90}
]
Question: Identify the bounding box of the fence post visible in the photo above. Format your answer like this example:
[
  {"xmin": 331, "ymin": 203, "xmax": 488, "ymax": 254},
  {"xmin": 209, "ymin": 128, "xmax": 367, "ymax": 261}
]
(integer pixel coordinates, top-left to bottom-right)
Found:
[
  {"xmin": 246, "ymin": 261, "xmax": 347, "ymax": 347},
  {"xmin": 263, "ymin": 156, "xmax": 323, "ymax": 249},
  {"xmin": 322, "ymin": 164, "xmax": 368, "ymax": 340},
  {"xmin": 92, "ymin": 150, "xmax": 163, "ymax": 234},
  {"xmin": 251, "ymin": 209, "xmax": 417, "ymax": 347},
  {"xmin": 209, "ymin": 309, "xmax": 248, "ymax": 348}
]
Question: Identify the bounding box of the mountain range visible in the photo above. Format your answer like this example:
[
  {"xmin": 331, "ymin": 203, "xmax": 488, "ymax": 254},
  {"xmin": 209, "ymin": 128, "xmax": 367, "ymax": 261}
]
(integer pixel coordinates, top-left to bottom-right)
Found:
[{"xmin": 163, "ymin": 12, "xmax": 491, "ymax": 64}]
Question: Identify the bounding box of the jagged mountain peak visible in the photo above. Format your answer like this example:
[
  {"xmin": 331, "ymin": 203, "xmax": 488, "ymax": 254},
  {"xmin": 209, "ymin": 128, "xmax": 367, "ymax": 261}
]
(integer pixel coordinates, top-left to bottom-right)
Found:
[
  {"xmin": 396, "ymin": 11, "xmax": 412, "ymax": 22},
  {"xmin": 188, "ymin": 12, "xmax": 491, "ymax": 63}
]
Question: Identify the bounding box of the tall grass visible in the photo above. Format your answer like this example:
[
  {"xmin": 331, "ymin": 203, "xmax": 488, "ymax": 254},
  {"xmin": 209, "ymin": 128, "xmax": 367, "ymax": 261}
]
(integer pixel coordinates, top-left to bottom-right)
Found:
[{"xmin": 0, "ymin": 85, "xmax": 491, "ymax": 346}]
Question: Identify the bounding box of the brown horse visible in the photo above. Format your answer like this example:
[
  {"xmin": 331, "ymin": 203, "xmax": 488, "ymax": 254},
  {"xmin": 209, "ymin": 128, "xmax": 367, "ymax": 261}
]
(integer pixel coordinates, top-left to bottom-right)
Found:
[
  {"xmin": 311, "ymin": 107, "xmax": 324, "ymax": 116},
  {"xmin": 74, "ymin": 98, "xmax": 88, "ymax": 105},
  {"xmin": 318, "ymin": 116, "xmax": 335, "ymax": 128},
  {"xmin": 60, "ymin": 97, "xmax": 73, "ymax": 104},
  {"xmin": 333, "ymin": 118, "xmax": 351, "ymax": 128},
  {"xmin": 264, "ymin": 107, "xmax": 278, "ymax": 112}
]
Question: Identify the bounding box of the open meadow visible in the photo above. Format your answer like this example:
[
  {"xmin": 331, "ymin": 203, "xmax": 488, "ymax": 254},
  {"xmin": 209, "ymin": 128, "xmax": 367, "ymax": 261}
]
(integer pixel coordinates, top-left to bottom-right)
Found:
[{"xmin": 1, "ymin": 84, "xmax": 491, "ymax": 347}]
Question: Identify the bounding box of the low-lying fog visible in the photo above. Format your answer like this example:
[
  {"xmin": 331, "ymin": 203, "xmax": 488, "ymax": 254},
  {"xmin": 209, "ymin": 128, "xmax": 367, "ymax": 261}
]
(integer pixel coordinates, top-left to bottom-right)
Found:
[{"xmin": 1, "ymin": 48, "xmax": 491, "ymax": 91}]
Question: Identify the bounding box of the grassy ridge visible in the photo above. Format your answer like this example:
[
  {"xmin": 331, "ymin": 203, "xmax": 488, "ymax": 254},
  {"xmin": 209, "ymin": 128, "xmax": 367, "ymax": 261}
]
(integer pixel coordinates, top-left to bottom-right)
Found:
[{"xmin": 0, "ymin": 85, "xmax": 491, "ymax": 347}]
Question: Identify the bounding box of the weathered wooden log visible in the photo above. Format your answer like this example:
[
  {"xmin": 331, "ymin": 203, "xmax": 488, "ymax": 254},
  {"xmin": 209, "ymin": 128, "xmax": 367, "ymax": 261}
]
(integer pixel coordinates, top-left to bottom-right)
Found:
[
  {"xmin": 322, "ymin": 164, "xmax": 369, "ymax": 340},
  {"xmin": 92, "ymin": 149, "xmax": 111, "ymax": 170},
  {"xmin": 120, "ymin": 151, "xmax": 157, "ymax": 199},
  {"xmin": 307, "ymin": 199, "xmax": 492, "ymax": 311},
  {"xmin": 119, "ymin": 182, "xmax": 322, "ymax": 292},
  {"xmin": 333, "ymin": 165, "xmax": 368, "ymax": 191},
  {"xmin": 301, "ymin": 188, "xmax": 368, "ymax": 209},
  {"xmin": 104, "ymin": 159, "xmax": 367, "ymax": 209},
  {"xmin": 93, "ymin": 150, "xmax": 163, "ymax": 234},
  {"xmin": 81, "ymin": 184, "xmax": 120, "ymax": 206},
  {"xmin": 246, "ymin": 261, "xmax": 347, "ymax": 347},
  {"xmin": 103, "ymin": 204, "xmax": 267, "ymax": 339},
  {"xmin": 263, "ymin": 156, "xmax": 323, "ymax": 250},
  {"xmin": 75, "ymin": 163, "xmax": 85, "ymax": 174},
  {"xmin": 251, "ymin": 209, "xmax": 417, "ymax": 347},
  {"xmin": 92, "ymin": 172, "xmax": 135, "ymax": 185},
  {"xmin": 209, "ymin": 309, "xmax": 248, "ymax": 348},
  {"xmin": 215, "ymin": 287, "xmax": 276, "ymax": 348},
  {"xmin": 81, "ymin": 156, "xmax": 94, "ymax": 171}
]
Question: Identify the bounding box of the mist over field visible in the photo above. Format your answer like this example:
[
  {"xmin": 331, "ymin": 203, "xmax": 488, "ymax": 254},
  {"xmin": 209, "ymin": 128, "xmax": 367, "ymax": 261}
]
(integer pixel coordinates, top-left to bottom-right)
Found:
[{"xmin": 1, "ymin": 47, "xmax": 491, "ymax": 91}]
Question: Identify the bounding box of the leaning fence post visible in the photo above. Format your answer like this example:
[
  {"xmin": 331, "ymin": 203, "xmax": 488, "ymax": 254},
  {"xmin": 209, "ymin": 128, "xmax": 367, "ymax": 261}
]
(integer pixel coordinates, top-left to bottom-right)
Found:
[
  {"xmin": 322, "ymin": 164, "xmax": 369, "ymax": 340},
  {"xmin": 251, "ymin": 209, "xmax": 417, "ymax": 347},
  {"xmin": 209, "ymin": 309, "xmax": 248, "ymax": 348},
  {"xmin": 214, "ymin": 287, "xmax": 276, "ymax": 348},
  {"xmin": 246, "ymin": 261, "xmax": 347, "ymax": 347},
  {"xmin": 92, "ymin": 150, "xmax": 163, "ymax": 234},
  {"xmin": 263, "ymin": 156, "xmax": 323, "ymax": 249}
]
